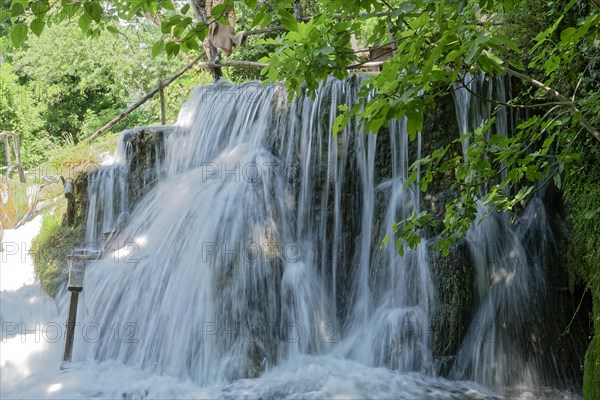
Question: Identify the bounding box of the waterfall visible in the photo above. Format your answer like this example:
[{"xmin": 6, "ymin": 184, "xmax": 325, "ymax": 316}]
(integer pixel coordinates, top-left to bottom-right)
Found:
[
  {"xmin": 3, "ymin": 76, "xmax": 585, "ymax": 399},
  {"xmin": 450, "ymin": 74, "xmax": 577, "ymax": 394},
  {"xmin": 84, "ymin": 126, "xmax": 170, "ymax": 245},
  {"xmin": 83, "ymin": 137, "xmax": 128, "ymax": 244},
  {"xmin": 74, "ymin": 78, "xmax": 436, "ymax": 384}
]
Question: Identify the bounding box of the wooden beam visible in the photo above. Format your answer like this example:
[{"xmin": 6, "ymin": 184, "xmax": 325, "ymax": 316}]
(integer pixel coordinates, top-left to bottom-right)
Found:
[
  {"xmin": 243, "ymin": 11, "xmax": 391, "ymax": 38},
  {"xmin": 196, "ymin": 60, "xmax": 386, "ymax": 70},
  {"xmin": 84, "ymin": 51, "xmax": 206, "ymax": 143},
  {"xmin": 197, "ymin": 60, "xmax": 268, "ymax": 69}
]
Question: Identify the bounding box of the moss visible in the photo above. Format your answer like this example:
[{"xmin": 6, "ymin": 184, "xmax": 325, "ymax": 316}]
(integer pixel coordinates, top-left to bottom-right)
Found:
[
  {"xmin": 585, "ymin": 290, "xmax": 600, "ymax": 399},
  {"xmin": 31, "ymin": 140, "xmax": 99, "ymax": 296},
  {"xmin": 31, "ymin": 209, "xmax": 85, "ymax": 297},
  {"xmin": 562, "ymin": 137, "xmax": 600, "ymax": 397},
  {"xmin": 584, "ymin": 335, "xmax": 600, "ymax": 400}
]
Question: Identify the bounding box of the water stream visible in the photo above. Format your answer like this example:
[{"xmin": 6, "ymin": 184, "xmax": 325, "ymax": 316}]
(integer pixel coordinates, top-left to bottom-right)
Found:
[{"xmin": 1, "ymin": 77, "xmax": 582, "ymax": 399}]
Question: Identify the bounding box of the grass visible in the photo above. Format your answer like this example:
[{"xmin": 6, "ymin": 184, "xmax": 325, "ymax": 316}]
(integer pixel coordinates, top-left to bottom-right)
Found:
[
  {"xmin": 29, "ymin": 135, "xmax": 117, "ymax": 297},
  {"xmin": 42, "ymin": 133, "xmax": 119, "ymax": 176},
  {"xmin": 31, "ymin": 208, "xmax": 85, "ymax": 297}
]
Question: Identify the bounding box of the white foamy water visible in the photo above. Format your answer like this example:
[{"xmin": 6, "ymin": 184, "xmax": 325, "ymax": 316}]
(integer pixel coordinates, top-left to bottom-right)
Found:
[{"xmin": 1, "ymin": 216, "xmax": 61, "ymax": 394}]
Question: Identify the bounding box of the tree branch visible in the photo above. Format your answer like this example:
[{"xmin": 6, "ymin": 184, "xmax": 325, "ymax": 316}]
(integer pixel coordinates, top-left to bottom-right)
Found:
[
  {"xmin": 505, "ymin": 67, "xmax": 600, "ymax": 142},
  {"xmin": 453, "ymin": 79, "xmax": 571, "ymax": 109}
]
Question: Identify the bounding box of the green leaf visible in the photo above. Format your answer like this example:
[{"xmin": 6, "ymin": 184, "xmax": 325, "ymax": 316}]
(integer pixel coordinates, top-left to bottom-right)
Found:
[
  {"xmin": 552, "ymin": 172, "xmax": 562, "ymax": 189},
  {"xmin": 405, "ymin": 171, "xmax": 418, "ymax": 186},
  {"xmin": 446, "ymin": 50, "xmax": 462, "ymax": 63},
  {"xmin": 280, "ymin": 11, "xmax": 298, "ymax": 32},
  {"xmin": 212, "ymin": 3, "xmax": 232, "ymax": 21},
  {"xmin": 78, "ymin": 14, "xmax": 92, "ymax": 32},
  {"xmin": 160, "ymin": 0, "xmax": 175, "ymax": 11},
  {"xmin": 84, "ymin": 1, "xmax": 103, "ymax": 23},
  {"xmin": 406, "ymin": 111, "xmax": 423, "ymax": 139},
  {"xmin": 181, "ymin": 4, "xmax": 190, "ymax": 14},
  {"xmin": 380, "ymin": 234, "xmax": 390, "ymax": 249},
  {"xmin": 515, "ymin": 185, "xmax": 533, "ymax": 202},
  {"xmin": 544, "ymin": 54, "xmax": 561, "ymax": 75},
  {"xmin": 10, "ymin": 23, "xmax": 27, "ymax": 47},
  {"xmin": 560, "ymin": 27, "xmax": 575, "ymax": 43},
  {"xmin": 481, "ymin": 50, "xmax": 505, "ymax": 72},
  {"xmin": 488, "ymin": 35, "xmax": 519, "ymax": 52},
  {"xmin": 152, "ymin": 40, "xmax": 165, "ymax": 58},
  {"xmin": 30, "ymin": 19, "xmax": 45, "ymax": 37},
  {"xmin": 184, "ymin": 37, "xmax": 199, "ymax": 51},
  {"xmin": 252, "ymin": 10, "xmax": 264, "ymax": 26},
  {"xmin": 408, "ymin": 12, "xmax": 429, "ymax": 30},
  {"xmin": 31, "ymin": 1, "xmax": 49, "ymax": 17},
  {"xmin": 106, "ymin": 25, "xmax": 118, "ymax": 34},
  {"xmin": 10, "ymin": 2, "xmax": 24, "ymax": 16},
  {"xmin": 465, "ymin": 34, "xmax": 489, "ymax": 64},
  {"xmin": 165, "ymin": 41, "xmax": 180, "ymax": 57}
]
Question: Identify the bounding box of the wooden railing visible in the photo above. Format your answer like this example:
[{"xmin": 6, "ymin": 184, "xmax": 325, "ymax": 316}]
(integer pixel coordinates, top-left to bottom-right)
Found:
[{"xmin": 0, "ymin": 130, "xmax": 26, "ymax": 184}]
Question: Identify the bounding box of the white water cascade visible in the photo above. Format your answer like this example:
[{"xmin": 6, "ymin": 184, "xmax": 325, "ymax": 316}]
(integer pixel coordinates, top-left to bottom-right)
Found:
[
  {"xmin": 76, "ymin": 78, "xmax": 438, "ymax": 383},
  {"xmin": 1, "ymin": 77, "xmax": 583, "ymax": 399},
  {"xmin": 450, "ymin": 74, "xmax": 580, "ymax": 396}
]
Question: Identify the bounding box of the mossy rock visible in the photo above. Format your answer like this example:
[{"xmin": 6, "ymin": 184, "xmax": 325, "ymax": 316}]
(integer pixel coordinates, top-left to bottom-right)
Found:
[
  {"xmin": 121, "ymin": 126, "xmax": 171, "ymax": 207},
  {"xmin": 31, "ymin": 165, "xmax": 89, "ymax": 296},
  {"xmin": 584, "ymin": 335, "xmax": 600, "ymax": 400},
  {"xmin": 427, "ymin": 240, "xmax": 473, "ymax": 363},
  {"xmin": 31, "ymin": 210, "xmax": 85, "ymax": 297}
]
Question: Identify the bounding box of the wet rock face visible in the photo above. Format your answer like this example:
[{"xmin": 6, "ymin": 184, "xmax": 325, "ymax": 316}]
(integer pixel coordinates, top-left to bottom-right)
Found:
[
  {"xmin": 122, "ymin": 126, "xmax": 173, "ymax": 208},
  {"xmin": 73, "ymin": 172, "xmax": 89, "ymax": 226},
  {"xmin": 420, "ymin": 94, "xmax": 474, "ymax": 364},
  {"xmin": 427, "ymin": 240, "xmax": 473, "ymax": 363}
]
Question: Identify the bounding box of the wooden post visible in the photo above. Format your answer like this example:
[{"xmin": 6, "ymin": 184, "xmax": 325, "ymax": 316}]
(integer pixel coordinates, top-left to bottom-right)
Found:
[
  {"xmin": 62, "ymin": 290, "xmax": 80, "ymax": 363},
  {"xmin": 61, "ymin": 249, "xmax": 102, "ymax": 366},
  {"xmin": 3, "ymin": 136, "xmax": 11, "ymax": 167},
  {"xmin": 13, "ymin": 135, "xmax": 25, "ymax": 184},
  {"xmin": 159, "ymin": 79, "xmax": 166, "ymax": 125}
]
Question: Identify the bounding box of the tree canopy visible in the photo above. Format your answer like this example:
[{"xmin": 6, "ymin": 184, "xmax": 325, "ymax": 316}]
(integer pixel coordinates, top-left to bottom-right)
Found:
[{"xmin": 1, "ymin": 0, "xmax": 599, "ymax": 251}]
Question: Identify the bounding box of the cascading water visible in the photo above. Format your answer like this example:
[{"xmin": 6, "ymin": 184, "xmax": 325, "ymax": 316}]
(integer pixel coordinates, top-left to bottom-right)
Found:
[
  {"xmin": 450, "ymin": 74, "xmax": 580, "ymax": 396},
  {"xmin": 85, "ymin": 127, "xmax": 168, "ymax": 244},
  {"xmin": 1, "ymin": 76, "xmax": 584, "ymax": 399},
  {"xmin": 77, "ymin": 78, "xmax": 437, "ymax": 383}
]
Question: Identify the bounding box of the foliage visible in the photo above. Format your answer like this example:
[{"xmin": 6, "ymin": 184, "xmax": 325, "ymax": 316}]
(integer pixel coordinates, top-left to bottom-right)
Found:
[
  {"xmin": 1, "ymin": 0, "xmax": 598, "ymax": 252},
  {"xmin": 16, "ymin": 22, "xmax": 177, "ymax": 138},
  {"xmin": 253, "ymin": 0, "xmax": 600, "ymax": 254},
  {"xmin": 563, "ymin": 136, "xmax": 600, "ymax": 285},
  {"xmin": 562, "ymin": 134, "xmax": 600, "ymax": 400},
  {"xmin": 1, "ymin": 19, "xmax": 209, "ymax": 167},
  {"xmin": 0, "ymin": 37, "xmax": 46, "ymax": 166},
  {"xmin": 584, "ymin": 336, "xmax": 600, "ymax": 400},
  {"xmin": 31, "ymin": 209, "xmax": 85, "ymax": 297}
]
